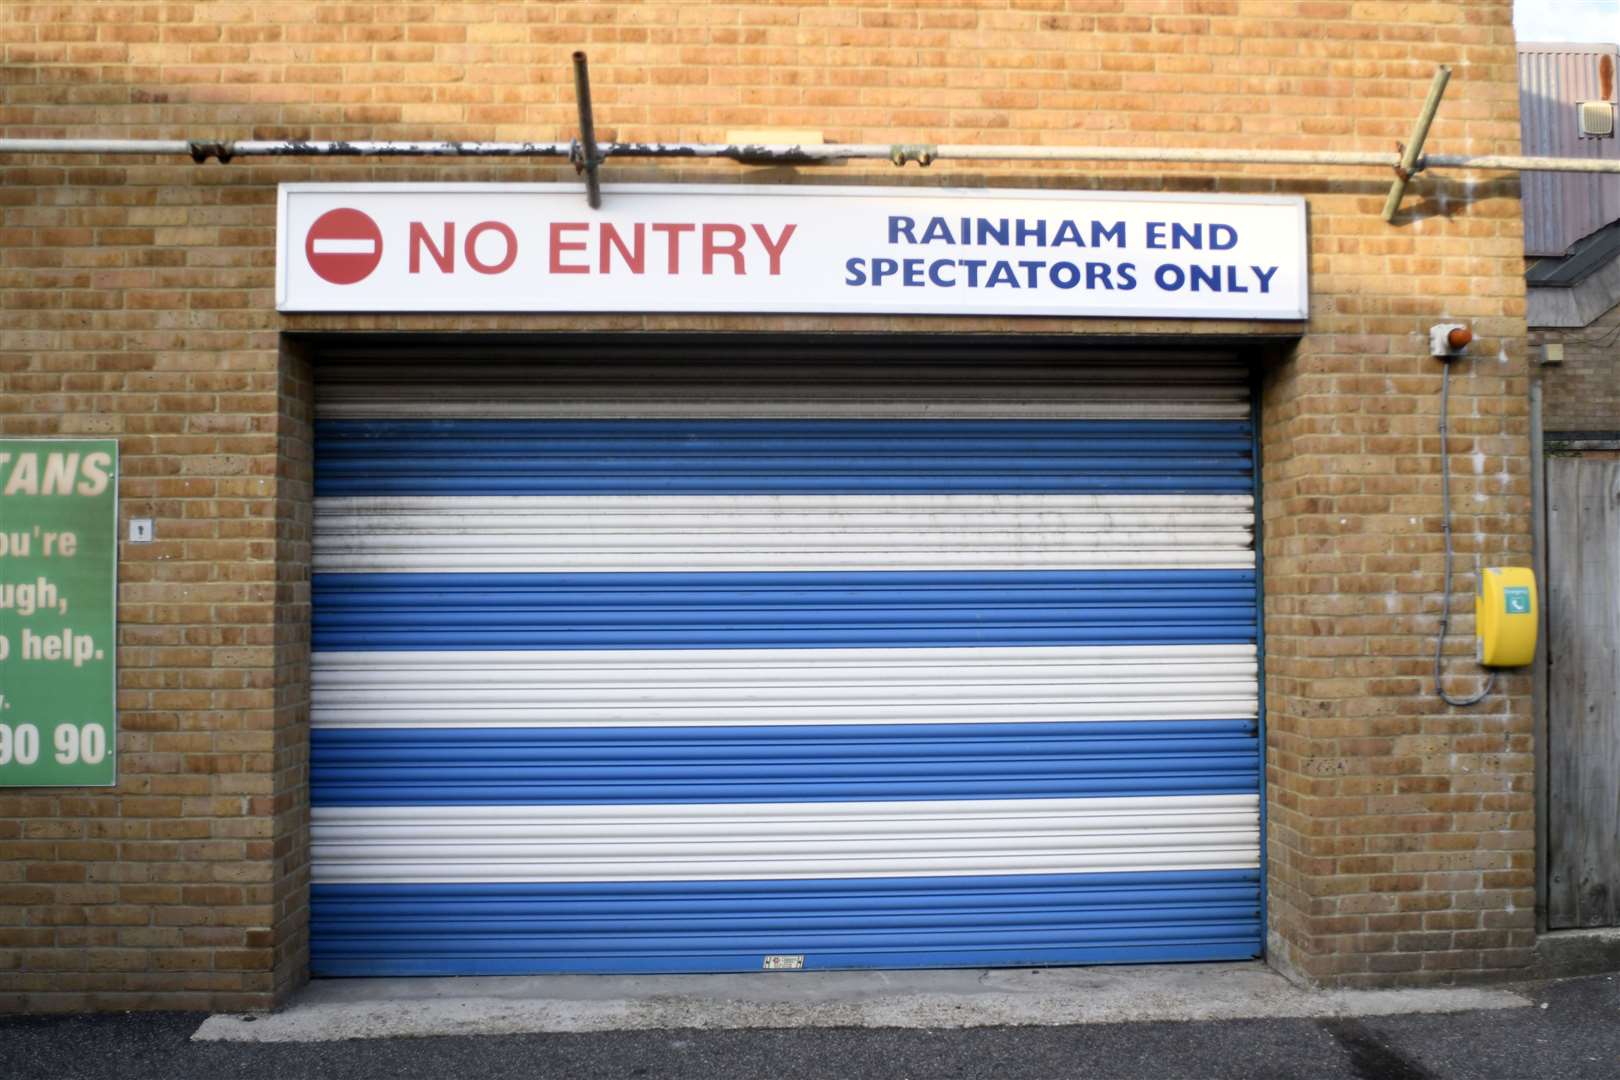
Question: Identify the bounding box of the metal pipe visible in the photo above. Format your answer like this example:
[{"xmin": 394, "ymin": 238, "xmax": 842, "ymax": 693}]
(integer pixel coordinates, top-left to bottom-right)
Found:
[
  {"xmin": 4, "ymin": 136, "xmax": 1620, "ymax": 174},
  {"xmin": 1529, "ymin": 377, "xmax": 1550, "ymax": 935},
  {"xmin": 1424, "ymin": 153, "xmax": 1620, "ymax": 173},
  {"xmin": 229, "ymin": 140, "xmax": 572, "ymax": 158},
  {"xmin": 571, "ymin": 51, "xmax": 602, "ymax": 209},
  {"xmin": 1383, "ymin": 65, "xmax": 1452, "ymax": 223},
  {"xmin": 904, "ymin": 145, "xmax": 1399, "ymax": 166},
  {"xmin": 0, "ymin": 138, "xmax": 195, "ymax": 155}
]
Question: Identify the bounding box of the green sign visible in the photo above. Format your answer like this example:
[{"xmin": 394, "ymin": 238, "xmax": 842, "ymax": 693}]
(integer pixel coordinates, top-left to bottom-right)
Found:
[
  {"xmin": 0, "ymin": 440, "xmax": 117, "ymax": 787},
  {"xmin": 1504, "ymin": 586, "xmax": 1531, "ymax": 615}
]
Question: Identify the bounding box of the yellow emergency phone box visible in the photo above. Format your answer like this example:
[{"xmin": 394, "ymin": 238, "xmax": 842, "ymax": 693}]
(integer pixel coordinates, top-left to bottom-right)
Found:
[{"xmin": 1475, "ymin": 567, "xmax": 1537, "ymax": 667}]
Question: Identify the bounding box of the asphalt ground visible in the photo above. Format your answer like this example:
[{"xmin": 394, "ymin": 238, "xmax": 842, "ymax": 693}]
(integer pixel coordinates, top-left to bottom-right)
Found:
[{"xmin": 3, "ymin": 973, "xmax": 1618, "ymax": 1080}]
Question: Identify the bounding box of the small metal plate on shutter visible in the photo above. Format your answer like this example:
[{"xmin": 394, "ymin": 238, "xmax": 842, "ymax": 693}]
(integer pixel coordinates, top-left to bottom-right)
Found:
[{"xmin": 763, "ymin": 955, "xmax": 805, "ymax": 971}]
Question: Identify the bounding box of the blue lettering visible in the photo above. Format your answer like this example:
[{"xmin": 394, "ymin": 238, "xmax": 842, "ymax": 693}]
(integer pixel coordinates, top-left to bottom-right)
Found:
[
  {"xmin": 1052, "ymin": 221, "xmax": 1085, "ymax": 248},
  {"xmin": 1147, "ymin": 222, "xmax": 1168, "ymax": 249},
  {"xmin": 977, "ymin": 218, "xmax": 1009, "ymax": 246},
  {"xmin": 962, "ymin": 259, "xmax": 987, "ymax": 287},
  {"xmin": 1190, "ymin": 264, "xmax": 1221, "ymax": 291},
  {"xmin": 1252, "ymin": 265, "xmax": 1277, "ymax": 293},
  {"xmin": 1117, "ymin": 263, "xmax": 1137, "ymax": 289},
  {"xmin": 903, "ymin": 259, "xmax": 925, "ymax": 287},
  {"xmin": 1086, "ymin": 262, "xmax": 1114, "ymax": 290},
  {"xmin": 1015, "ymin": 219, "xmax": 1046, "ymax": 247},
  {"xmin": 1050, "ymin": 261, "xmax": 1080, "ymax": 289},
  {"xmin": 1224, "ymin": 265, "xmax": 1248, "ymax": 293},
  {"xmin": 1155, "ymin": 264, "xmax": 1185, "ymax": 290},
  {"xmin": 928, "ymin": 259, "xmax": 956, "ymax": 287},
  {"xmin": 1210, "ymin": 223, "xmax": 1237, "ymax": 250},
  {"xmin": 919, "ymin": 217, "xmax": 954, "ymax": 245},
  {"xmin": 871, "ymin": 258, "xmax": 899, "ymax": 285},
  {"xmin": 986, "ymin": 260, "xmax": 1018, "ymax": 287},
  {"xmin": 1018, "ymin": 260, "xmax": 1043, "ymax": 287},
  {"xmin": 1172, "ymin": 222, "xmax": 1202, "ymax": 249},
  {"xmin": 845, "ymin": 258, "xmax": 867, "ymax": 285},
  {"xmin": 888, "ymin": 216, "xmax": 917, "ymax": 244},
  {"xmin": 1094, "ymin": 220, "xmax": 1126, "ymax": 248}
]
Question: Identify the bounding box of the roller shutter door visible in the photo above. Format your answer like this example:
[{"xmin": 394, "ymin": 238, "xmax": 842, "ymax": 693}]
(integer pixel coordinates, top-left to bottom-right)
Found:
[{"xmin": 308, "ymin": 345, "xmax": 1262, "ymax": 976}]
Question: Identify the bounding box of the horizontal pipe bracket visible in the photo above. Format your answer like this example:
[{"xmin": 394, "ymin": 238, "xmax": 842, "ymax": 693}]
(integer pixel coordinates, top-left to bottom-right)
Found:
[
  {"xmin": 187, "ymin": 140, "xmax": 232, "ymax": 164},
  {"xmin": 889, "ymin": 144, "xmax": 936, "ymax": 167}
]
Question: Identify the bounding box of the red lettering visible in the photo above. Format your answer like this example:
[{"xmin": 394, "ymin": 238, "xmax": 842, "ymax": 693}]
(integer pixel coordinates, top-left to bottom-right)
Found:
[
  {"xmin": 651, "ymin": 223, "xmax": 694, "ymax": 273},
  {"xmin": 465, "ymin": 221, "xmax": 517, "ymax": 275},
  {"xmin": 409, "ymin": 222, "xmax": 454, "ymax": 274},
  {"xmin": 600, "ymin": 222, "xmax": 645, "ymax": 274},
  {"xmin": 702, "ymin": 224, "xmax": 747, "ymax": 275},
  {"xmin": 751, "ymin": 223, "xmax": 796, "ymax": 276},
  {"xmin": 549, "ymin": 222, "xmax": 589, "ymax": 274}
]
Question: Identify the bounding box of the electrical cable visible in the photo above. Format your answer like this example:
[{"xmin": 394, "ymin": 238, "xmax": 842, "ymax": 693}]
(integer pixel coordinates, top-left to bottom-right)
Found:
[{"xmin": 1433, "ymin": 358, "xmax": 1496, "ymax": 706}]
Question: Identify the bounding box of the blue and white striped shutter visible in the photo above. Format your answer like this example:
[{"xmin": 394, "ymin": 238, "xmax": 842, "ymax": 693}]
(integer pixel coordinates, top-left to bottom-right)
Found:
[{"xmin": 308, "ymin": 352, "xmax": 1261, "ymax": 975}]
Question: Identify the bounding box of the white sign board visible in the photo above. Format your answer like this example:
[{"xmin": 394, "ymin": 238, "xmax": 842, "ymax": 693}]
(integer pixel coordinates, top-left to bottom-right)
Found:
[{"xmin": 277, "ymin": 183, "xmax": 1308, "ymax": 320}]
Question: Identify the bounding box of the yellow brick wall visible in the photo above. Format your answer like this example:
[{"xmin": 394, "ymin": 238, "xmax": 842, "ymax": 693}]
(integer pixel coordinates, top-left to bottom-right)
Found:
[{"xmin": 1, "ymin": 0, "xmax": 1531, "ymax": 1009}]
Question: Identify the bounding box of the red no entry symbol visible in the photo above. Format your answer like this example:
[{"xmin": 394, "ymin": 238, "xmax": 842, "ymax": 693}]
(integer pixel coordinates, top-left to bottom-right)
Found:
[{"xmin": 306, "ymin": 208, "xmax": 383, "ymax": 285}]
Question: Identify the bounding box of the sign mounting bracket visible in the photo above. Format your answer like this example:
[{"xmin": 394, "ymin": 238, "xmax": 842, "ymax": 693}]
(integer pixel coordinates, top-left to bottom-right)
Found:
[
  {"xmin": 1382, "ymin": 65, "xmax": 1451, "ymax": 223},
  {"xmin": 570, "ymin": 51, "xmax": 603, "ymax": 210}
]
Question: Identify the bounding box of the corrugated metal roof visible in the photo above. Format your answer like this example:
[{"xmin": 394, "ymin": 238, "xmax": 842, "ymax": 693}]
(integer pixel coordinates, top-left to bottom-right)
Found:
[{"xmin": 1519, "ymin": 44, "xmax": 1620, "ymax": 257}]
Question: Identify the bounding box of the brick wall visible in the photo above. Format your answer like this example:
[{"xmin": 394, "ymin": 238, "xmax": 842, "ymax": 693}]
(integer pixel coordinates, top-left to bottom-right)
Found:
[
  {"xmin": 1, "ymin": 0, "xmax": 1531, "ymax": 1009},
  {"xmin": 1532, "ymin": 301, "xmax": 1620, "ymax": 436},
  {"xmin": 1262, "ymin": 317, "xmax": 1535, "ymax": 985}
]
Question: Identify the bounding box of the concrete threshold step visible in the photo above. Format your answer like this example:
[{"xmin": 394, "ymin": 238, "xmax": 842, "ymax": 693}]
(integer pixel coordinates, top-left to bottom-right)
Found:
[{"xmin": 193, "ymin": 961, "xmax": 1531, "ymax": 1042}]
